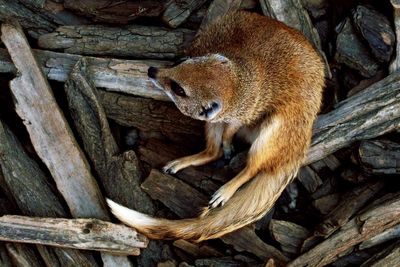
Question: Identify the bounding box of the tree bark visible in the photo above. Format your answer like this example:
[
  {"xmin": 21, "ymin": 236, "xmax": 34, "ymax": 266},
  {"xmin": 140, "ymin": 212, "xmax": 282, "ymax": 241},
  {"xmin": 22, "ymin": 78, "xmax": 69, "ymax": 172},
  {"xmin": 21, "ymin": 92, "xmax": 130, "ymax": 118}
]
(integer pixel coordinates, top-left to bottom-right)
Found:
[
  {"xmin": 0, "ymin": 216, "xmax": 147, "ymax": 255},
  {"xmin": 162, "ymin": 0, "xmax": 208, "ymax": 28}
]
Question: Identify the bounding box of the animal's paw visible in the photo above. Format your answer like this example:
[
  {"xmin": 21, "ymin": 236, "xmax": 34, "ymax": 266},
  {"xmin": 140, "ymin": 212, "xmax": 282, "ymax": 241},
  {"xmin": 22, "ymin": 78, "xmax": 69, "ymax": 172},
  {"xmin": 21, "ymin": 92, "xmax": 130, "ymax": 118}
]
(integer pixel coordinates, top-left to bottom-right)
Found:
[
  {"xmin": 209, "ymin": 183, "xmax": 237, "ymax": 208},
  {"xmin": 162, "ymin": 160, "xmax": 182, "ymax": 174}
]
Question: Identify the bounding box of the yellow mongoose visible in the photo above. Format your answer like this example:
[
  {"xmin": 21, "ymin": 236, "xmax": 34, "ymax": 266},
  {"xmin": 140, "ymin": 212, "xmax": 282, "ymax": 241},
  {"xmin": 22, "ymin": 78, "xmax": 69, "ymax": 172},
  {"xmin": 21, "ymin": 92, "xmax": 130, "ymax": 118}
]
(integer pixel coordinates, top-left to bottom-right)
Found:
[{"xmin": 107, "ymin": 11, "xmax": 324, "ymax": 241}]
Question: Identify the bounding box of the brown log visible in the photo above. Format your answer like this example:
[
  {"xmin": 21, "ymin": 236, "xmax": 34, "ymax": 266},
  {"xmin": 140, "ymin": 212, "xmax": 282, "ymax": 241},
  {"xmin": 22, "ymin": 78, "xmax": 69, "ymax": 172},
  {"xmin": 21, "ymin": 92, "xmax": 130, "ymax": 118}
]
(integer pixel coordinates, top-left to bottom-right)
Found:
[
  {"xmin": 259, "ymin": 0, "xmax": 331, "ymax": 78},
  {"xmin": 287, "ymin": 193, "xmax": 400, "ymax": 267},
  {"xmin": 162, "ymin": 0, "xmax": 208, "ymax": 28},
  {"xmin": 63, "ymin": 0, "xmax": 165, "ymax": 24},
  {"xmin": 141, "ymin": 169, "xmax": 288, "ymax": 265},
  {"xmin": 0, "ymin": 216, "xmax": 147, "ymax": 255},
  {"xmin": 64, "ymin": 58, "xmax": 163, "ymax": 266},
  {"xmin": 173, "ymin": 239, "xmax": 222, "ymax": 258},
  {"xmin": 359, "ymin": 224, "xmax": 400, "ymax": 250},
  {"xmin": 38, "ymin": 25, "xmax": 195, "ymax": 59}
]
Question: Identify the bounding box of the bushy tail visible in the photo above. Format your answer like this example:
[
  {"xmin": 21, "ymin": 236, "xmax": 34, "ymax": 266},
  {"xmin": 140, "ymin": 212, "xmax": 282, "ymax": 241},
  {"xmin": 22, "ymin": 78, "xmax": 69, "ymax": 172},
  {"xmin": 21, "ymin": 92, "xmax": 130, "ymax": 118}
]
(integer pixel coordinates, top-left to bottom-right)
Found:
[{"xmin": 107, "ymin": 169, "xmax": 297, "ymax": 242}]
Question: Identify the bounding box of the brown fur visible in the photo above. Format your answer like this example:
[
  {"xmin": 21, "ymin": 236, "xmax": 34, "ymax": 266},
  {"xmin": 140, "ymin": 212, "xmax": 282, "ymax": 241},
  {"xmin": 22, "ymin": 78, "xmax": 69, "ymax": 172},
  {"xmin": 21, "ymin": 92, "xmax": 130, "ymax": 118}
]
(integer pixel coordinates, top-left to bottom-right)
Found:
[{"xmin": 107, "ymin": 11, "xmax": 324, "ymax": 241}]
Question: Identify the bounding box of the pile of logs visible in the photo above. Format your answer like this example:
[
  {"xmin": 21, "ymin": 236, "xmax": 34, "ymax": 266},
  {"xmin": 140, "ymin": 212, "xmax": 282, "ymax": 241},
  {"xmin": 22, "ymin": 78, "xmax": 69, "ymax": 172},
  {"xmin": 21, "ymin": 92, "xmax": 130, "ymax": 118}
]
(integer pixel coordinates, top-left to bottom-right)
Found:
[{"xmin": 0, "ymin": 0, "xmax": 399, "ymax": 267}]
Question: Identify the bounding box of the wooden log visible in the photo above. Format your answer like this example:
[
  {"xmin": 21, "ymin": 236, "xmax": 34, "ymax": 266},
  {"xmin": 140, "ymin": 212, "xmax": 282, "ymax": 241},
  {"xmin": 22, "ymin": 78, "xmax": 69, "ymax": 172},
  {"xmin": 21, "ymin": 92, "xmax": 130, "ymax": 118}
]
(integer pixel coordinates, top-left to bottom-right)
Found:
[
  {"xmin": 64, "ymin": 58, "xmax": 163, "ymax": 267},
  {"xmin": 360, "ymin": 241, "xmax": 400, "ymax": 267},
  {"xmin": 141, "ymin": 169, "xmax": 288, "ymax": 265},
  {"xmin": 0, "ymin": 48, "xmax": 170, "ymax": 101},
  {"xmin": 259, "ymin": 0, "xmax": 331, "ymax": 78},
  {"xmin": 358, "ymin": 140, "xmax": 400, "ymax": 176},
  {"xmin": 173, "ymin": 240, "xmax": 222, "ymax": 258},
  {"xmin": 269, "ymin": 220, "xmax": 310, "ymax": 257},
  {"xmin": 98, "ymin": 91, "xmax": 204, "ymax": 144},
  {"xmin": 0, "ymin": 216, "xmax": 147, "ymax": 255},
  {"xmin": 315, "ymin": 181, "xmax": 384, "ymax": 237},
  {"xmin": 1, "ymin": 20, "xmax": 136, "ymax": 266},
  {"xmin": 297, "ymin": 166, "xmax": 322, "ymax": 194},
  {"xmin": 199, "ymin": 0, "xmax": 244, "ymax": 30},
  {"xmin": 162, "ymin": 0, "xmax": 208, "ymax": 28},
  {"xmin": 390, "ymin": 0, "xmax": 400, "ymax": 73},
  {"xmin": 4, "ymin": 243, "xmax": 43, "ymax": 267},
  {"xmin": 359, "ymin": 224, "xmax": 400, "ymax": 250},
  {"xmin": 287, "ymin": 193, "xmax": 400, "ymax": 267},
  {"xmin": 306, "ymin": 70, "xmax": 400, "ymax": 165},
  {"xmin": 63, "ymin": 0, "xmax": 165, "ymax": 24},
  {"xmin": 0, "ymin": 119, "xmax": 99, "ymax": 266},
  {"xmin": 1, "ymin": 21, "xmax": 106, "ymax": 220},
  {"xmin": 0, "ymin": 243, "xmax": 12, "ymax": 267},
  {"xmin": 38, "ymin": 25, "xmax": 195, "ymax": 59}
]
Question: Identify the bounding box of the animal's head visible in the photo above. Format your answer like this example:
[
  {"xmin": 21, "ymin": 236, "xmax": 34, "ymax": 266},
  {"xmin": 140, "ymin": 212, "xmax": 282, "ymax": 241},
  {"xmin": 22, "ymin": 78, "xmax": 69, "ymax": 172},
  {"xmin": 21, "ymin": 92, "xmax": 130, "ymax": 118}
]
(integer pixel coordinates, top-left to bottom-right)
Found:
[{"xmin": 147, "ymin": 54, "xmax": 236, "ymax": 122}]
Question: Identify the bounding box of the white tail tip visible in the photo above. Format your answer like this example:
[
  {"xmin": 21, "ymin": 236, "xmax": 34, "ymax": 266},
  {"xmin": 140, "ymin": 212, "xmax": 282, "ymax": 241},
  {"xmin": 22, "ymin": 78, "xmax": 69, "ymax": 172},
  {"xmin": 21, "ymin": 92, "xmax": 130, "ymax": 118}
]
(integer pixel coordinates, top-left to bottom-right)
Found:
[{"xmin": 106, "ymin": 198, "xmax": 156, "ymax": 227}]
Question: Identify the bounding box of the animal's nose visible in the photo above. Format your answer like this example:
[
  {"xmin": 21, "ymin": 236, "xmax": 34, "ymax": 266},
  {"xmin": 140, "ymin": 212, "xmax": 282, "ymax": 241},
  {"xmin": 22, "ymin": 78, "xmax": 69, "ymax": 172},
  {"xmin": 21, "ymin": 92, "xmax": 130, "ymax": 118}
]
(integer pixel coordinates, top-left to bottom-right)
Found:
[{"xmin": 147, "ymin": 66, "xmax": 158, "ymax": 78}]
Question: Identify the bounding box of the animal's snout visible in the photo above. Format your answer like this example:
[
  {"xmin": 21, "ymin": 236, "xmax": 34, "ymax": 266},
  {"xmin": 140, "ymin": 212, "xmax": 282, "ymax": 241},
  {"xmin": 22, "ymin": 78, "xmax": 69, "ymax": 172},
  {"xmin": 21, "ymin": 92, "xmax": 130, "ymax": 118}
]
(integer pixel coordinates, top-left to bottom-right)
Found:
[
  {"xmin": 147, "ymin": 66, "xmax": 158, "ymax": 79},
  {"xmin": 199, "ymin": 101, "xmax": 221, "ymax": 119}
]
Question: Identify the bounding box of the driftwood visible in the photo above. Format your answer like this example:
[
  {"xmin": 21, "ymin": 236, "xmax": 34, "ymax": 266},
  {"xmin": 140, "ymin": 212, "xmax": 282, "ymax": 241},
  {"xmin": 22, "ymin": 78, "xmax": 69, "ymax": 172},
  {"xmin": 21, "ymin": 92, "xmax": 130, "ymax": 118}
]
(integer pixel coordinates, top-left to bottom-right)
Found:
[
  {"xmin": 358, "ymin": 140, "xmax": 400, "ymax": 175},
  {"xmin": 0, "ymin": 48, "xmax": 171, "ymax": 101},
  {"xmin": 162, "ymin": 0, "xmax": 208, "ymax": 28},
  {"xmin": 1, "ymin": 22, "xmax": 106, "ymax": 219},
  {"xmin": 307, "ymin": 70, "xmax": 400, "ymax": 164},
  {"xmin": 288, "ymin": 193, "xmax": 400, "ymax": 267},
  {"xmin": 315, "ymin": 181, "xmax": 384, "ymax": 237},
  {"xmin": 360, "ymin": 224, "xmax": 400, "ymax": 250},
  {"xmin": 63, "ymin": 0, "xmax": 165, "ymax": 24},
  {"xmin": 1, "ymin": 21, "xmax": 138, "ymax": 265},
  {"xmin": 390, "ymin": 0, "xmax": 400, "ymax": 72},
  {"xmin": 360, "ymin": 240, "xmax": 400, "ymax": 267},
  {"xmin": 0, "ymin": 119, "xmax": 99, "ymax": 266},
  {"xmin": 259, "ymin": 0, "xmax": 331, "ymax": 78},
  {"xmin": 38, "ymin": 25, "xmax": 195, "ymax": 59},
  {"xmin": 64, "ymin": 59, "xmax": 163, "ymax": 266},
  {"xmin": 0, "ymin": 216, "xmax": 147, "ymax": 255},
  {"xmin": 141, "ymin": 169, "xmax": 288, "ymax": 265}
]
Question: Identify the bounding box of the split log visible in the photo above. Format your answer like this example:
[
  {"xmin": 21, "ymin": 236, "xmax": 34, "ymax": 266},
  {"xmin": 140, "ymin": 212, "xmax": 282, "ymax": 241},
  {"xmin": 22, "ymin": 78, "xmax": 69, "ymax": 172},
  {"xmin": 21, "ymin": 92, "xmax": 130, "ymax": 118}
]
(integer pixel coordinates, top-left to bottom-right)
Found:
[
  {"xmin": 390, "ymin": 0, "xmax": 400, "ymax": 73},
  {"xmin": 63, "ymin": 0, "xmax": 165, "ymax": 24},
  {"xmin": 359, "ymin": 224, "xmax": 400, "ymax": 249},
  {"xmin": 1, "ymin": 21, "xmax": 137, "ymax": 265},
  {"xmin": 287, "ymin": 193, "xmax": 400, "ymax": 267},
  {"xmin": 1, "ymin": 21, "xmax": 106, "ymax": 219},
  {"xmin": 200, "ymin": 0, "xmax": 244, "ymax": 30},
  {"xmin": 306, "ymin": 70, "xmax": 400, "ymax": 165},
  {"xmin": 0, "ymin": 216, "xmax": 147, "ymax": 255},
  {"xmin": 0, "ymin": 48, "xmax": 171, "ymax": 101},
  {"xmin": 64, "ymin": 58, "xmax": 163, "ymax": 266},
  {"xmin": 98, "ymin": 91, "xmax": 204, "ymax": 144},
  {"xmin": 358, "ymin": 140, "xmax": 400, "ymax": 175},
  {"xmin": 141, "ymin": 169, "xmax": 288, "ymax": 265},
  {"xmin": 259, "ymin": 0, "xmax": 331, "ymax": 78},
  {"xmin": 315, "ymin": 181, "xmax": 384, "ymax": 237},
  {"xmin": 162, "ymin": 0, "xmax": 208, "ymax": 28},
  {"xmin": 0, "ymin": 119, "xmax": 99, "ymax": 266},
  {"xmin": 269, "ymin": 220, "xmax": 310, "ymax": 256},
  {"xmin": 38, "ymin": 25, "xmax": 195, "ymax": 59}
]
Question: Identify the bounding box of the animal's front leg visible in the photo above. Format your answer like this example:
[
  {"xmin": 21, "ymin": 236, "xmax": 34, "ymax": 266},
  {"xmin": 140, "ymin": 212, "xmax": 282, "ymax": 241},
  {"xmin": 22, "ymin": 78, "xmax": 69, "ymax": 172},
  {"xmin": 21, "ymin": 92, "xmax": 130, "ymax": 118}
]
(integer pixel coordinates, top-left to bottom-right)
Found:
[
  {"xmin": 163, "ymin": 122, "xmax": 224, "ymax": 174},
  {"xmin": 222, "ymin": 122, "xmax": 241, "ymax": 160}
]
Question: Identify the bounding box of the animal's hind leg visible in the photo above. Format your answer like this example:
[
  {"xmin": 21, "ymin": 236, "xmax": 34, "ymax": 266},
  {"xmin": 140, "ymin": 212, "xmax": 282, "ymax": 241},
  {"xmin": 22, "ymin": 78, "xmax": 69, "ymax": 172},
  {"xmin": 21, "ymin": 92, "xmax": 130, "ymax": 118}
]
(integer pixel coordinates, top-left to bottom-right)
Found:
[{"xmin": 163, "ymin": 122, "xmax": 224, "ymax": 174}]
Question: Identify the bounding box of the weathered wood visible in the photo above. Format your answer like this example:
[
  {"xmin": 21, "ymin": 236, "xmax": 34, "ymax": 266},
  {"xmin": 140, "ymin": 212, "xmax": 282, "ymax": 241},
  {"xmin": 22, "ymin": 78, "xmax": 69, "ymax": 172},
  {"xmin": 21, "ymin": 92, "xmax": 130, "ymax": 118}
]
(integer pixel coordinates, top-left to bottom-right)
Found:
[
  {"xmin": 312, "ymin": 193, "xmax": 339, "ymax": 215},
  {"xmin": 98, "ymin": 91, "xmax": 204, "ymax": 144},
  {"xmin": 195, "ymin": 256, "xmax": 256, "ymax": 267},
  {"xmin": 1, "ymin": 21, "xmax": 107, "ymax": 219},
  {"xmin": 63, "ymin": 0, "xmax": 165, "ymax": 24},
  {"xmin": 297, "ymin": 166, "xmax": 322, "ymax": 193},
  {"xmin": 141, "ymin": 169, "xmax": 288, "ymax": 264},
  {"xmin": 0, "ymin": 119, "xmax": 99, "ymax": 266},
  {"xmin": 162, "ymin": 0, "xmax": 208, "ymax": 28},
  {"xmin": 358, "ymin": 140, "xmax": 400, "ymax": 175},
  {"xmin": 173, "ymin": 240, "xmax": 222, "ymax": 258},
  {"xmin": 315, "ymin": 181, "xmax": 384, "ymax": 237},
  {"xmin": 0, "ymin": 243, "xmax": 12, "ymax": 267},
  {"xmin": 360, "ymin": 224, "xmax": 400, "ymax": 250},
  {"xmin": 390, "ymin": 0, "xmax": 400, "ymax": 73},
  {"xmin": 0, "ymin": 48, "xmax": 170, "ymax": 101},
  {"xmin": 38, "ymin": 25, "xmax": 195, "ymax": 59},
  {"xmin": 200, "ymin": 0, "xmax": 243, "ymax": 30},
  {"xmin": 259, "ymin": 0, "xmax": 331, "ymax": 78},
  {"xmin": 64, "ymin": 58, "xmax": 163, "ymax": 267},
  {"xmin": 360, "ymin": 240, "xmax": 400, "ymax": 267},
  {"xmin": 269, "ymin": 220, "xmax": 310, "ymax": 257},
  {"xmin": 287, "ymin": 194, "xmax": 400, "ymax": 267},
  {"xmin": 0, "ymin": 216, "xmax": 147, "ymax": 255},
  {"xmin": 307, "ymin": 70, "xmax": 400, "ymax": 165},
  {"xmin": 5, "ymin": 243, "xmax": 43, "ymax": 267}
]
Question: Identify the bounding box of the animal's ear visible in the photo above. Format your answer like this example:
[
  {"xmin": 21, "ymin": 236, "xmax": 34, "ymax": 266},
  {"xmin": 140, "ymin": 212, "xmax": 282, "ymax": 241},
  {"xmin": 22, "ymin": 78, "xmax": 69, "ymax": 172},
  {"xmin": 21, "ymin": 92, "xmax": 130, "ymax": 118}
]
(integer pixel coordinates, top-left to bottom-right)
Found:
[{"xmin": 210, "ymin": 54, "xmax": 230, "ymax": 64}]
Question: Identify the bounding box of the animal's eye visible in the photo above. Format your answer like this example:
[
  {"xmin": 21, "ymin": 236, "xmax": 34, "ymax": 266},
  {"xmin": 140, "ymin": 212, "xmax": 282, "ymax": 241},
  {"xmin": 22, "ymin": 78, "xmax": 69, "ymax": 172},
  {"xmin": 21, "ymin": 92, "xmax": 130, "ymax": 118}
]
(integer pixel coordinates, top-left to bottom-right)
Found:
[{"xmin": 170, "ymin": 80, "xmax": 186, "ymax": 97}]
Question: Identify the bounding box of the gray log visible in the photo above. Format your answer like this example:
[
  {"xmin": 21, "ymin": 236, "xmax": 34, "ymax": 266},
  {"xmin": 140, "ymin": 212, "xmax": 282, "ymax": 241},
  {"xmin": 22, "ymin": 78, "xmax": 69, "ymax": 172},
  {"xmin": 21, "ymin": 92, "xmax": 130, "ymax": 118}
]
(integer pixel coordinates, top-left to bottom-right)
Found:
[
  {"xmin": 360, "ymin": 224, "xmax": 400, "ymax": 250},
  {"xmin": 162, "ymin": 0, "xmax": 208, "ymax": 28},
  {"xmin": 390, "ymin": 0, "xmax": 400, "ymax": 72},
  {"xmin": 64, "ymin": 58, "xmax": 163, "ymax": 267},
  {"xmin": 259, "ymin": 0, "xmax": 331, "ymax": 78},
  {"xmin": 0, "ymin": 216, "xmax": 147, "ymax": 255},
  {"xmin": 38, "ymin": 25, "xmax": 195, "ymax": 59},
  {"xmin": 0, "ymin": 119, "xmax": 99, "ymax": 266},
  {"xmin": 199, "ymin": 0, "xmax": 244, "ymax": 30},
  {"xmin": 4, "ymin": 243, "xmax": 43, "ymax": 267},
  {"xmin": 360, "ymin": 240, "xmax": 400, "ymax": 267},
  {"xmin": 358, "ymin": 140, "xmax": 400, "ymax": 175},
  {"xmin": 288, "ymin": 194, "xmax": 400, "ymax": 267}
]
